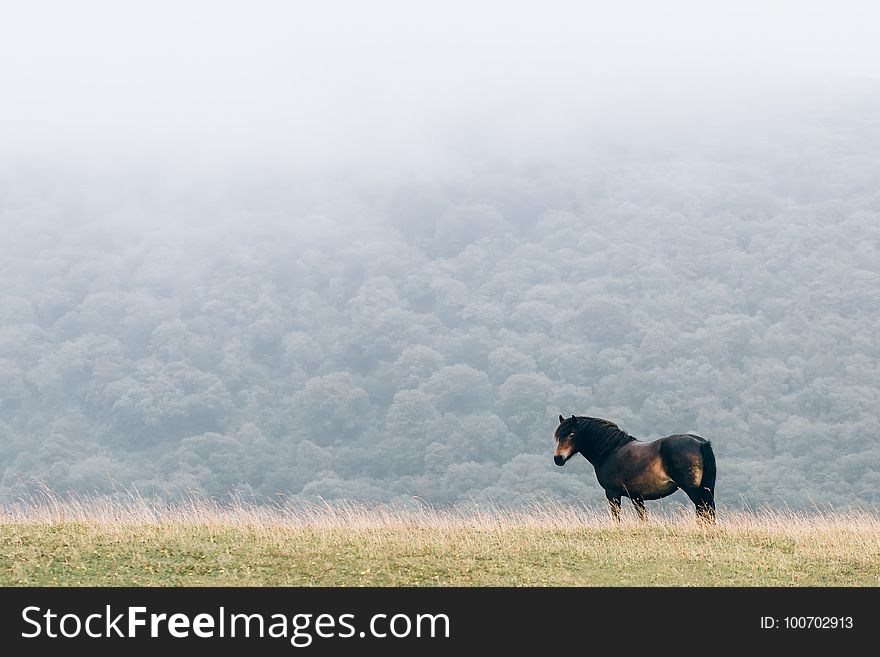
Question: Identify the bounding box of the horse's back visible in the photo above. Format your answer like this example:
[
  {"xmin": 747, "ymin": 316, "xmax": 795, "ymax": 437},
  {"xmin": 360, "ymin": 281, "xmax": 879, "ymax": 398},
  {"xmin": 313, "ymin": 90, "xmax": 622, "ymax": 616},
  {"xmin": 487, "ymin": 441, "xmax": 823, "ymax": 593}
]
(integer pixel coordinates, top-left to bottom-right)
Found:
[{"xmin": 666, "ymin": 432, "xmax": 708, "ymax": 444}]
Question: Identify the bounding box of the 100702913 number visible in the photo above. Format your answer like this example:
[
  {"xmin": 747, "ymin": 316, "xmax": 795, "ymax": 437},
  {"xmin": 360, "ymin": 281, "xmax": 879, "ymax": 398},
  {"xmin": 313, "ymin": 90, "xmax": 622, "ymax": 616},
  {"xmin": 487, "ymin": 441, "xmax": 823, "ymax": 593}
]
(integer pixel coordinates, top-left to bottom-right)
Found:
[{"xmin": 783, "ymin": 616, "xmax": 853, "ymax": 629}]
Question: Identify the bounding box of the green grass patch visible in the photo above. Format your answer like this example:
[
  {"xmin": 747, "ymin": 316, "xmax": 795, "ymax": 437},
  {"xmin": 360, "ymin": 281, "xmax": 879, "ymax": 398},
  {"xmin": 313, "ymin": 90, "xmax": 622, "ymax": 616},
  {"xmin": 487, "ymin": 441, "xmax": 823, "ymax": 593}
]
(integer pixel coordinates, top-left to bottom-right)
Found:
[{"xmin": 2, "ymin": 517, "xmax": 878, "ymax": 586}]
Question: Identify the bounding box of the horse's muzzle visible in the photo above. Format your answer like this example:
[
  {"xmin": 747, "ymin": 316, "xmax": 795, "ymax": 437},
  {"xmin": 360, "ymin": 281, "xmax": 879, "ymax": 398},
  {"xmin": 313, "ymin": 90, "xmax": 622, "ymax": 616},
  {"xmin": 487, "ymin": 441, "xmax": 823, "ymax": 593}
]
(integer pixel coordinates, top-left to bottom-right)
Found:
[{"xmin": 554, "ymin": 455, "xmax": 566, "ymax": 466}]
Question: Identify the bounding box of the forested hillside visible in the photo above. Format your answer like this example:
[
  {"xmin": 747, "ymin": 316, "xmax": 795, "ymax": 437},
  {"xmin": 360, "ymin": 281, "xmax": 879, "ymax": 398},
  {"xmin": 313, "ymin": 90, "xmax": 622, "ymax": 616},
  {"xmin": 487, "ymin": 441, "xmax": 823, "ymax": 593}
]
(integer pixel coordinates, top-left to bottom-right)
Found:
[{"xmin": 1, "ymin": 84, "xmax": 878, "ymax": 509}]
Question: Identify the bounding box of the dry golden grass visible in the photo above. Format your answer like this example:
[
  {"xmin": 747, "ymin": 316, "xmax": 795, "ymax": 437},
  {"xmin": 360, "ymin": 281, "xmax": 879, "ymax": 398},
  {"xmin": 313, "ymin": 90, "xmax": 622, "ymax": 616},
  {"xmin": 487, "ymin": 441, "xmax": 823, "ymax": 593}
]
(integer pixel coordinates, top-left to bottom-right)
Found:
[{"xmin": 1, "ymin": 494, "xmax": 878, "ymax": 586}]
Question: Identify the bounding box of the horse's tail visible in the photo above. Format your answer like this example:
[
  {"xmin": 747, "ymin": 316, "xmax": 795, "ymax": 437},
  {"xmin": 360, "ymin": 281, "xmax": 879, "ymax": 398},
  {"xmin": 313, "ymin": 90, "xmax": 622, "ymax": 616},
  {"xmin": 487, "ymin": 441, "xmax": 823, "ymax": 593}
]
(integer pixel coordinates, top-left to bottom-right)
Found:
[{"xmin": 699, "ymin": 440, "xmax": 716, "ymax": 494}]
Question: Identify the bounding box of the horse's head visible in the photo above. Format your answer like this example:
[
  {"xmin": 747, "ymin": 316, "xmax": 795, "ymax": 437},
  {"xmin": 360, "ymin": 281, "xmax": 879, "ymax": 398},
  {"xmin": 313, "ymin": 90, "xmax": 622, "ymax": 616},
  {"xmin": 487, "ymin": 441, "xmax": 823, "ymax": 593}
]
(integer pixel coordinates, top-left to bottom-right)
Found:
[{"xmin": 553, "ymin": 414, "xmax": 580, "ymax": 466}]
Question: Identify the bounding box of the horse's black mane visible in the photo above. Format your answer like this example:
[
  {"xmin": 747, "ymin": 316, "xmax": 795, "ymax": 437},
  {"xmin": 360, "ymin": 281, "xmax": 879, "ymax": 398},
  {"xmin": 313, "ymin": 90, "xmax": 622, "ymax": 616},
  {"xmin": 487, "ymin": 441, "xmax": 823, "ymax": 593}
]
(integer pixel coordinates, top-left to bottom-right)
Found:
[{"xmin": 557, "ymin": 416, "xmax": 636, "ymax": 465}]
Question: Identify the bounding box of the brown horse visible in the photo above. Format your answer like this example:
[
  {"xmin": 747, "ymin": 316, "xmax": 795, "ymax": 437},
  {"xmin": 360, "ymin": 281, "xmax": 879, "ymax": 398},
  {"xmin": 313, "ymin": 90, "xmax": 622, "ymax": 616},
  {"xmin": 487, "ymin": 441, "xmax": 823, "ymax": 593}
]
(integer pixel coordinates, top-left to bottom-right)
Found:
[{"xmin": 553, "ymin": 415, "xmax": 716, "ymax": 523}]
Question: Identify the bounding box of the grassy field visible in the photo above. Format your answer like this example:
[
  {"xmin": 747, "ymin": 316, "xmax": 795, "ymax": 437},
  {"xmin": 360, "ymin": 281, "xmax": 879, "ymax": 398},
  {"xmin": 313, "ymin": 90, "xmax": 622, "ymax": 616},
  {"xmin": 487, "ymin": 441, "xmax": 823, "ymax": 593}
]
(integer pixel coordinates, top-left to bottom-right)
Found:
[{"xmin": 1, "ymin": 497, "xmax": 878, "ymax": 586}]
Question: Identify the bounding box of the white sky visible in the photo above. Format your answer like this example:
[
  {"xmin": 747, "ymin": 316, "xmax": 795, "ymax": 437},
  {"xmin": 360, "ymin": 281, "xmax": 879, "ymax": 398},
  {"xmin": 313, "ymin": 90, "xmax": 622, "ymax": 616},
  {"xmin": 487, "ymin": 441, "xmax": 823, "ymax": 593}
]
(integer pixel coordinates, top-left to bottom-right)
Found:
[{"xmin": 1, "ymin": 0, "xmax": 879, "ymax": 168}]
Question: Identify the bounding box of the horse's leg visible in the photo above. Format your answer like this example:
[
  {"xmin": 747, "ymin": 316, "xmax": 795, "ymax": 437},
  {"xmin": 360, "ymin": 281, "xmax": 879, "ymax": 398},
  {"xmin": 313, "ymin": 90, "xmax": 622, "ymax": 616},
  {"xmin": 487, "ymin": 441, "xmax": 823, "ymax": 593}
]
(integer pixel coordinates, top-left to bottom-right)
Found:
[
  {"xmin": 605, "ymin": 491, "xmax": 622, "ymax": 523},
  {"xmin": 698, "ymin": 488, "xmax": 716, "ymax": 524},
  {"xmin": 684, "ymin": 488, "xmax": 716, "ymax": 525},
  {"xmin": 631, "ymin": 497, "xmax": 648, "ymax": 523},
  {"xmin": 661, "ymin": 437, "xmax": 716, "ymax": 525}
]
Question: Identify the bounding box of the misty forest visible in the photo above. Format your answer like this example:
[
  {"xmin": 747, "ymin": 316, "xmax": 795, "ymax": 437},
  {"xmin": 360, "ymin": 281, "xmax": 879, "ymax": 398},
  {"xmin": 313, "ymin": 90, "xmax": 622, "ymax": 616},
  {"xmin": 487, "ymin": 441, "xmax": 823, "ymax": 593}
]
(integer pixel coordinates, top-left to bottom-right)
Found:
[{"xmin": 1, "ymin": 82, "xmax": 878, "ymax": 511}]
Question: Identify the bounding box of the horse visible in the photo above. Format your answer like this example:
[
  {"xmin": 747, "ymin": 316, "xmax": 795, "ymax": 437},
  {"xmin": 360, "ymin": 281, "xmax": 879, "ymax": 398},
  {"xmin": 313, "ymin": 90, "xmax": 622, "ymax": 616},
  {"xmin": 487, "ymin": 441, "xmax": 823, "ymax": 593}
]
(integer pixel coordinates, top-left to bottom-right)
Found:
[{"xmin": 553, "ymin": 414, "xmax": 716, "ymax": 523}]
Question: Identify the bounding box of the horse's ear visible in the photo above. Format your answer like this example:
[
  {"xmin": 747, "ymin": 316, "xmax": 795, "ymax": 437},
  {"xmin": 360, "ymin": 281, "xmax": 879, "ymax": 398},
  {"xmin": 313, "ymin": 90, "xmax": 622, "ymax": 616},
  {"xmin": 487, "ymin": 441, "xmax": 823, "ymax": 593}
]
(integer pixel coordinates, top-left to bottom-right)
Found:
[
  {"xmin": 571, "ymin": 414, "xmax": 577, "ymax": 421},
  {"xmin": 559, "ymin": 414, "xmax": 565, "ymax": 424}
]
